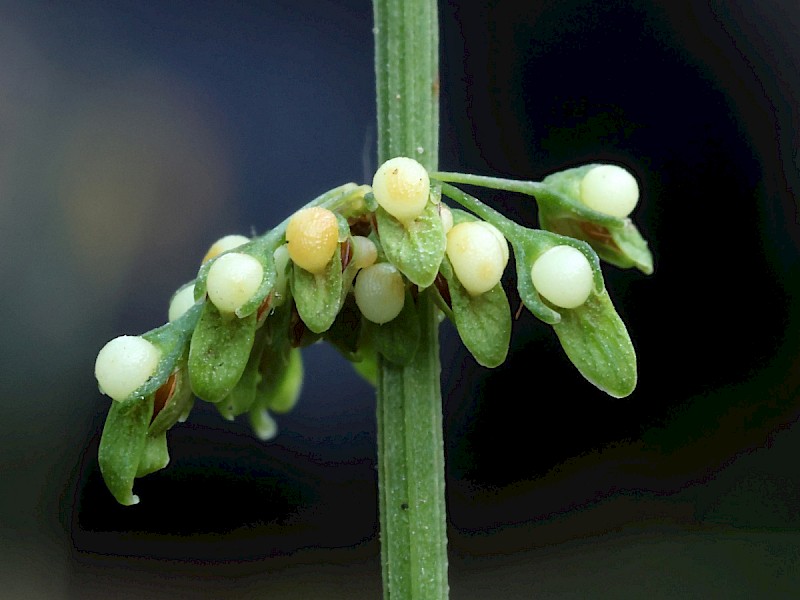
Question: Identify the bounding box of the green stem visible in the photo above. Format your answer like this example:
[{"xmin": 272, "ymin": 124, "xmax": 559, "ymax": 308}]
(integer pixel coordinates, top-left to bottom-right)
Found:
[{"xmin": 374, "ymin": 0, "xmax": 448, "ymax": 598}]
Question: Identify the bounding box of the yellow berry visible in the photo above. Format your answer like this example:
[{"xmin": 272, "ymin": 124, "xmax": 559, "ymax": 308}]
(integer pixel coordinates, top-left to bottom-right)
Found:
[
  {"xmin": 95, "ymin": 335, "xmax": 161, "ymax": 402},
  {"xmin": 372, "ymin": 156, "xmax": 430, "ymax": 223},
  {"xmin": 202, "ymin": 234, "xmax": 250, "ymax": 264},
  {"xmin": 530, "ymin": 245, "xmax": 593, "ymax": 308},
  {"xmin": 168, "ymin": 283, "xmax": 196, "ymax": 322},
  {"xmin": 354, "ymin": 263, "xmax": 405, "ymax": 324},
  {"xmin": 445, "ymin": 221, "xmax": 509, "ymax": 296},
  {"xmin": 206, "ymin": 252, "xmax": 264, "ymax": 314},
  {"xmin": 579, "ymin": 165, "xmax": 639, "ymax": 218},
  {"xmin": 285, "ymin": 207, "xmax": 339, "ymax": 274}
]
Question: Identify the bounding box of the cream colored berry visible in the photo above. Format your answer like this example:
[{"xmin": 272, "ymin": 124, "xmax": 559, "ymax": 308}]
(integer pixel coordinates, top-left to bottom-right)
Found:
[
  {"xmin": 579, "ymin": 164, "xmax": 639, "ymax": 218},
  {"xmin": 372, "ymin": 156, "xmax": 430, "ymax": 223},
  {"xmin": 530, "ymin": 245, "xmax": 593, "ymax": 309},
  {"xmin": 168, "ymin": 283, "xmax": 196, "ymax": 322},
  {"xmin": 354, "ymin": 263, "xmax": 405, "ymax": 324},
  {"xmin": 445, "ymin": 221, "xmax": 509, "ymax": 296},
  {"xmin": 95, "ymin": 335, "xmax": 161, "ymax": 402},
  {"xmin": 285, "ymin": 206, "xmax": 339, "ymax": 274},
  {"xmin": 206, "ymin": 252, "xmax": 264, "ymax": 314},
  {"xmin": 439, "ymin": 203, "xmax": 454, "ymax": 234},
  {"xmin": 271, "ymin": 244, "xmax": 290, "ymax": 307},
  {"xmin": 202, "ymin": 234, "xmax": 250, "ymax": 264},
  {"xmin": 350, "ymin": 235, "xmax": 378, "ymax": 270}
]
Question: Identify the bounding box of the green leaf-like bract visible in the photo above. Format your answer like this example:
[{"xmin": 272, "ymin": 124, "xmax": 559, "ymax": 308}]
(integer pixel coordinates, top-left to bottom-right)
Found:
[
  {"xmin": 552, "ymin": 289, "xmax": 637, "ymax": 398},
  {"xmin": 440, "ymin": 256, "xmax": 510, "ymax": 368},
  {"xmin": 216, "ymin": 327, "xmax": 268, "ymax": 420},
  {"xmin": 291, "ymin": 245, "xmax": 343, "ymax": 333},
  {"xmin": 375, "ymin": 200, "xmax": 445, "ymax": 289},
  {"xmin": 253, "ymin": 297, "xmax": 303, "ymax": 416},
  {"xmin": 98, "ymin": 396, "xmax": 154, "ymax": 506},
  {"xmin": 188, "ymin": 302, "xmax": 257, "ymax": 403},
  {"xmin": 136, "ymin": 432, "xmax": 169, "ymax": 478},
  {"xmin": 148, "ymin": 366, "xmax": 193, "ymax": 436}
]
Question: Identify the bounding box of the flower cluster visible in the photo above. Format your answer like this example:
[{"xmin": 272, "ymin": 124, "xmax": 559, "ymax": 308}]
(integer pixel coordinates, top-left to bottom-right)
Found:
[{"xmin": 94, "ymin": 157, "xmax": 652, "ymax": 505}]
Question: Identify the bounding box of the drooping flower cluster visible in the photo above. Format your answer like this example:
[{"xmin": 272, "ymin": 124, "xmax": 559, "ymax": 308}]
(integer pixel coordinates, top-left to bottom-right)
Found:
[{"xmin": 94, "ymin": 157, "xmax": 651, "ymax": 505}]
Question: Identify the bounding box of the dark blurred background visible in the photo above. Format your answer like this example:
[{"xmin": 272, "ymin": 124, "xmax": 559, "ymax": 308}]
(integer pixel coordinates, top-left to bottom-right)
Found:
[{"xmin": 1, "ymin": 0, "xmax": 798, "ymax": 597}]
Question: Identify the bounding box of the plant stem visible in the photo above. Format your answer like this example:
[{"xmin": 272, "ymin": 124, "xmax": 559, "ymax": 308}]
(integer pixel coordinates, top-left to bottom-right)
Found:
[{"xmin": 373, "ymin": 0, "xmax": 448, "ymax": 598}]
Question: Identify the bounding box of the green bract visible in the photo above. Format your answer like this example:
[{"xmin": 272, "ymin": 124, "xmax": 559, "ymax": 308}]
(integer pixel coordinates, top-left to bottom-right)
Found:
[
  {"xmin": 291, "ymin": 243, "xmax": 344, "ymax": 333},
  {"xmin": 375, "ymin": 199, "xmax": 446, "ymax": 288},
  {"xmin": 188, "ymin": 302, "xmax": 257, "ymax": 403}
]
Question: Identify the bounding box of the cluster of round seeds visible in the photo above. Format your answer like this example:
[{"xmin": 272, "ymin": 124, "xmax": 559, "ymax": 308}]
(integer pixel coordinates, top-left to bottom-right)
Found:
[
  {"xmin": 206, "ymin": 252, "xmax": 264, "ymax": 314},
  {"xmin": 445, "ymin": 221, "xmax": 509, "ymax": 296},
  {"xmin": 285, "ymin": 206, "xmax": 339, "ymax": 274},
  {"xmin": 354, "ymin": 262, "xmax": 405, "ymax": 324},
  {"xmin": 372, "ymin": 156, "xmax": 431, "ymax": 223},
  {"xmin": 579, "ymin": 164, "xmax": 639, "ymax": 218},
  {"xmin": 95, "ymin": 335, "xmax": 161, "ymax": 402},
  {"xmin": 530, "ymin": 245, "xmax": 593, "ymax": 309}
]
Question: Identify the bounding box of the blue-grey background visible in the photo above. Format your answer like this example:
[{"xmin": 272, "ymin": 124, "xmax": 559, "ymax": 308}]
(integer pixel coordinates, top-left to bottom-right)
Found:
[{"xmin": 1, "ymin": 1, "xmax": 799, "ymax": 597}]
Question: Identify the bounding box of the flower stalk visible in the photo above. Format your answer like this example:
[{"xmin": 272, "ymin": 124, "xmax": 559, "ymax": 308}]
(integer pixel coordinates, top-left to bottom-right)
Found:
[{"xmin": 373, "ymin": 0, "xmax": 449, "ymax": 597}]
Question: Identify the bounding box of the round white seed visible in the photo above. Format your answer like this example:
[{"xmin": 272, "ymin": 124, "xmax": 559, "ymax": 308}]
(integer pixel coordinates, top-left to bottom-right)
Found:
[
  {"xmin": 202, "ymin": 234, "xmax": 250, "ymax": 264},
  {"xmin": 354, "ymin": 263, "xmax": 405, "ymax": 324},
  {"xmin": 579, "ymin": 164, "xmax": 639, "ymax": 218},
  {"xmin": 372, "ymin": 156, "xmax": 430, "ymax": 223},
  {"xmin": 271, "ymin": 244, "xmax": 290, "ymax": 307},
  {"xmin": 439, "ymin": 203, "xmax": 454, "ymax": 234},
  {"xmin": 350, "ymin": 235, "xmax": 378, "ymax": 270},
  {"xmin": 95, "ymin": 335, "xmax": 161, "ymax": 402},
  {"xmin": 445, "ymin": 221, "xmax": 509, "ymax": 296},
  {"xmin": 530, "ymin": 245, "xmax": 593, "ymax": 309},
  {"xmin": 206, "ymin": 252, "xmax": 264, "ymax": 314},
  {"xmin": 168, "ymin": 283, "xmax": 196, "ymax": 322}
]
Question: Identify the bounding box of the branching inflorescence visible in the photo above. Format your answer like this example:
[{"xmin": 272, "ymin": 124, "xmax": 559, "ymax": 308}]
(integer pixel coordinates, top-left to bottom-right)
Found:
[{"xmin": 94, "ymin": 158, "xmax": 652, "ymax": 505}]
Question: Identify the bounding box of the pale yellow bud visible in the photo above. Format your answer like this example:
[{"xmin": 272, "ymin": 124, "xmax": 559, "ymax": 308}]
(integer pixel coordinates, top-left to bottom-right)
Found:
[
  {"xmin": 579, "ymin": 165, "xmax": 639, "ymax": 218},
  {"xmin": 354, "ymin": 263, "xmax": 405, "ymax": 324},
  {"xmin": 445, "ymin": 221, "xmax": 509, "ymax": 296},
  {"xmin": 95, "ymin": 335, "xmax": 161, "ymax": 402},
  {"xmin": 530, "ymin": 245, "xmax": 593, "ymax": 309},
  {"xmin": 202, "ymin": 234, "xmax": 250, "ymax": 264},
  {"xmin": 350, "ymin": 235, "xmax": 378, "ymax": 270},
  {"xmin": 168, "ymin": 283, "xmax": 196, "ymax": 322},
  {"xmin": 372, "ymin": 156, "xmax": 430, "ymax": 223},
  {"xmin": 206, "ymin": 252, "xmax": 264, "ymax": 314}
]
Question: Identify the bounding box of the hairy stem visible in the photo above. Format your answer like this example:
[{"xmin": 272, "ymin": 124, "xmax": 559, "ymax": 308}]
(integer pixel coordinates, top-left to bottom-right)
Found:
[{"xmin": 373, "ymin": 0, "xmax": 448, "ymax": 598}]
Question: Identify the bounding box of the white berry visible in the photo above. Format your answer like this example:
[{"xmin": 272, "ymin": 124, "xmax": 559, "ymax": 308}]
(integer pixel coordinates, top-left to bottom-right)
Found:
[
  {"xmin": 350, "ymin": 235, "xmax": 378, "ymax": 270},
  {"xmin": 579, "ymin": 164, "xmax": 639, "ymax": 218},
  {"xmin": 206, "ymin": 252, "xmax": 264, "ymax": 314},
  {"xmin": 445, "ymin": 221, "xmax": 509, "ymax": 296},
  {"xmin": 530, "ymin": 245, "xmax": 593, "ymax": 309},
  {"xmin": 202, "ymin": 234, "xmax": 250, "ymax": 264},
  {"xmin": 439, "ymin": 203, "xmax": 454, "ymax": 234},
  {"xmin": 95, "ymin": 335, "xmax": 161, "ymax": 402},
  {"xmin": 168, "ymin": 283, "xmax": 196, "ymax": 322},
  {"xmin": 354, "ymin": 263, "xmax": 405, "ymax": 324},
  {"xmin": 372, "ymin": 156, "xmax": 430, "ymax": 223}
]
